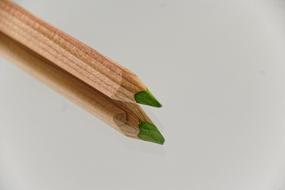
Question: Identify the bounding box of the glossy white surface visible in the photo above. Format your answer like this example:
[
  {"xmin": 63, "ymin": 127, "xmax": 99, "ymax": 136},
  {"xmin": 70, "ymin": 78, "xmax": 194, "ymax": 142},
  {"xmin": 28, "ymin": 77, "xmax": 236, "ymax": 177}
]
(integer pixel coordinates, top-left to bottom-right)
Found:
[{"xmin": 1, "ymin": 0, "xmax": 285, "ymax": 189}]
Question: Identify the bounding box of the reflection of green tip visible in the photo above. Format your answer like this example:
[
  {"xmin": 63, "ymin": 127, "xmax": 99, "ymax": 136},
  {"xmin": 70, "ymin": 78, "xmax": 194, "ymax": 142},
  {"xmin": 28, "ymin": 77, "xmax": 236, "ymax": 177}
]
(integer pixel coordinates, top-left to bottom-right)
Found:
[
  {"xmin": 138, "ymin": 122, "xmax": 165, "ymax": 145},
  {"xmin": 135, "ymin": 90, "xmax": 162, "ymax": 107}
]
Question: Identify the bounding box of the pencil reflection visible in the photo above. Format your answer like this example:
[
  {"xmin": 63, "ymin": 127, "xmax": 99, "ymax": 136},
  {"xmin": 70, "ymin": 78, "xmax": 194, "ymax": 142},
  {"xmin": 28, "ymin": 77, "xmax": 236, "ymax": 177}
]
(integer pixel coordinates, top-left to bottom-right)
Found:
[{"xmin": 0, "ymin": 32, "xmax": 143, "ymax": 138}]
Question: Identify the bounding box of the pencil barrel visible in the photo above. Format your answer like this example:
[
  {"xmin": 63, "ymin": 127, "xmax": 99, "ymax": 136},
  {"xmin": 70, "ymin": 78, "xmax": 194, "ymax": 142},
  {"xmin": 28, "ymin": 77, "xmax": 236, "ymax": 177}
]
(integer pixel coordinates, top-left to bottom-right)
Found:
[
  {"xmin": 0, "ymin": 0, "xmax": 145, "ymax": 104},
  {"xmin": 0, "ymin": 32, "xmax": 128, "ymax": 132}
]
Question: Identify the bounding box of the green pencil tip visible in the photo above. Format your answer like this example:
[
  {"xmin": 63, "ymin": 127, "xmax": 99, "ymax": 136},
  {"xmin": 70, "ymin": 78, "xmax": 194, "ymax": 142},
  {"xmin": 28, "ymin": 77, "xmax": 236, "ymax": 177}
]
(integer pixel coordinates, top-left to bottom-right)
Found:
[
  {"xmin": 138, "ymin": 122, "xmax": 165, "ymax": 145},
  {"xmin": 135, "ymin": 90, "xmax": 162, "ymax": 107}
]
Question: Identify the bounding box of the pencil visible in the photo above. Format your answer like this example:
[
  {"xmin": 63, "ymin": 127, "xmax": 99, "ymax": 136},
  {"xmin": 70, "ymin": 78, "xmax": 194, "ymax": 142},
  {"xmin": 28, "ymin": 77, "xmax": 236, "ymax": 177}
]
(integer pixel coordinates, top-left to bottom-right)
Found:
[
  {"xmin": 0, "ymin": 0, "xmax": 162, "ymax": 107},
  {"xmin": 0, "ymin": 32, "xmax": 165, "ymax": 144}
]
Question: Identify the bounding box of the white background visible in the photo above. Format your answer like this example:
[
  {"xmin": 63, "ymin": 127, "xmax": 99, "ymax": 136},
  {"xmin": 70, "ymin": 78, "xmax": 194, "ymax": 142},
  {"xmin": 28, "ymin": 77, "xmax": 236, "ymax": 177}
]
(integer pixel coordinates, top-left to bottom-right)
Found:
[{"xmin": 1, "ymin": 0, "xmax": 285, "ymax": 189}]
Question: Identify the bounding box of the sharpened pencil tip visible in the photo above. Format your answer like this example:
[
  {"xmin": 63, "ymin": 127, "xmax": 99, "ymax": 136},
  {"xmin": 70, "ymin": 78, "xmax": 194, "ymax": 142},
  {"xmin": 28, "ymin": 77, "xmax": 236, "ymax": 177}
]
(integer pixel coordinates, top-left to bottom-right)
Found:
[
  {"xmin": 135, "ymin": 90, "xmax": 162, "ymax": 107},
  {"xmin": 138, "ymin": 122, "xmax": 165, "ymax": 144}
]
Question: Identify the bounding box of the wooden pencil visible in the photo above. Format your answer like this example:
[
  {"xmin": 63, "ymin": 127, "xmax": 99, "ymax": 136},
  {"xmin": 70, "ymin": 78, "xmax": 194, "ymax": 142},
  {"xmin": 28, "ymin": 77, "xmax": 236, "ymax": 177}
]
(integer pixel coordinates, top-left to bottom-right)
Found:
[
  {"xmin": 0, "ymin": 32, "xmax": 165, "ymax": 144},
  {"xmin": 0, "ymin": 0, "xmax": 161, "ymax": 107}
]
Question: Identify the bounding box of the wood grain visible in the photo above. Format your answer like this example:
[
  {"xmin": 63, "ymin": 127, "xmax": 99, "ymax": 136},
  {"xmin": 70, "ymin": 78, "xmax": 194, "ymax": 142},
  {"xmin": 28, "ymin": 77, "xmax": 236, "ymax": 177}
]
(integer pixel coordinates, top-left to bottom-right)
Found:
[
  {"xmin": 0, "ymin": 0, "xmax": 148, "ymax": 103},
  {"xmin": 0, "ymin": 32, "xmax": 153, "ymax": 139}
]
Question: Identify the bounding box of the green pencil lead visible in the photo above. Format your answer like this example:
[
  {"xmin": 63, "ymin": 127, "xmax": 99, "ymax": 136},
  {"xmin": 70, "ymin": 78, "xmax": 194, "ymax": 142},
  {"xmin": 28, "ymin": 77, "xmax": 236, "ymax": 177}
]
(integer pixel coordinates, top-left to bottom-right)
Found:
[
  {"xmin": 138, "ymin": 122, "xmax": 165, "ymax": 145},
  {"xmin": 134, "ymin": 89, "xmax": 162, "ymax": 107}
]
